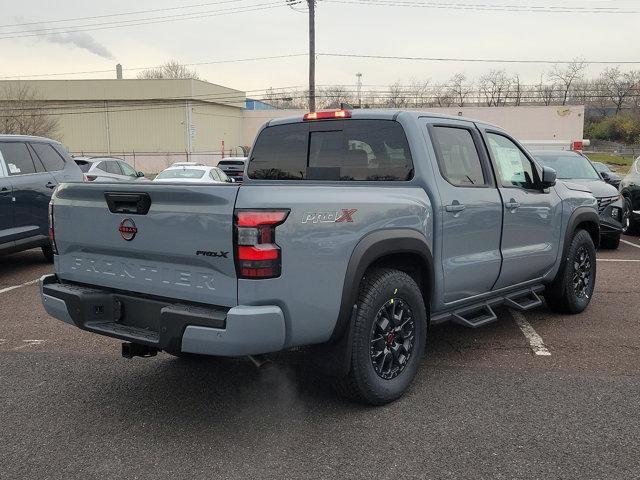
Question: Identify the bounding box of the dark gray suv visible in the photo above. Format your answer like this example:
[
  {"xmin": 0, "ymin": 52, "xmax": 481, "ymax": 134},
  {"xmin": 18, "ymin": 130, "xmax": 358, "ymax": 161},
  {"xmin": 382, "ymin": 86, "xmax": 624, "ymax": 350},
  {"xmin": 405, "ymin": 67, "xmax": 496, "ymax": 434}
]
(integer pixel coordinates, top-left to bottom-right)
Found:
[{"xmin": 0, "ymin": 135, "xmax": 83, "ymax": 261}]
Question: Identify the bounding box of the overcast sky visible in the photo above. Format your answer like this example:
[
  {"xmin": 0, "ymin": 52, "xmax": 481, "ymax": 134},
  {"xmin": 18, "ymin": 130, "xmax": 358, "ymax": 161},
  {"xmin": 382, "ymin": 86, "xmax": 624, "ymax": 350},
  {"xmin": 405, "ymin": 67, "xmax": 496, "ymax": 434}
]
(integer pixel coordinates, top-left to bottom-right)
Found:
[{"xmin": 1, "ymin": 0, "xmax": 638, "ymax": 92}]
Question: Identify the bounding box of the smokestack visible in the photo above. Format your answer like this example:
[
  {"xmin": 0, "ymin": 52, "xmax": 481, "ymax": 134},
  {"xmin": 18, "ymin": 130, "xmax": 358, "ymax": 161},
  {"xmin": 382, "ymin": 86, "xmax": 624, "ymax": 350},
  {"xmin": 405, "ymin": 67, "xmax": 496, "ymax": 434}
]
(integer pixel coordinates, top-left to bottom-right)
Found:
[{"xmin": 116, "ymin": 64, "xmax": 123, "ymax": 80}]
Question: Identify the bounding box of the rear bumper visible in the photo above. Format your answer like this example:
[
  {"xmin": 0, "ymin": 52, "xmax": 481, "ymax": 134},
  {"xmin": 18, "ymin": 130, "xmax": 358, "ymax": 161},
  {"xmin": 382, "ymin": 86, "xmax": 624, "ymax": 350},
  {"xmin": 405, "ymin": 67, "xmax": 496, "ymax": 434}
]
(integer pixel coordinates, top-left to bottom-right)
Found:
[{"xmin": 40, "ymin": 275, "xmax": 285, "ymax": 356}]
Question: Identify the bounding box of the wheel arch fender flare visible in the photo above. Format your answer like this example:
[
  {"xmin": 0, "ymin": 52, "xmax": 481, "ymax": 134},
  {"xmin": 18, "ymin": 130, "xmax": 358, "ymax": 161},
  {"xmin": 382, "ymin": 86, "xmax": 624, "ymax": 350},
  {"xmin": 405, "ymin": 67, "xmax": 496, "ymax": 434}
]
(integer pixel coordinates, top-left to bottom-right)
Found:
[
  {"xmin": 562, "ymin": 207, "xmax": 600, "ymax": 260},
  {"xmin": 329, "ymin": 229, "xmax": 434, "ymax": 344}
]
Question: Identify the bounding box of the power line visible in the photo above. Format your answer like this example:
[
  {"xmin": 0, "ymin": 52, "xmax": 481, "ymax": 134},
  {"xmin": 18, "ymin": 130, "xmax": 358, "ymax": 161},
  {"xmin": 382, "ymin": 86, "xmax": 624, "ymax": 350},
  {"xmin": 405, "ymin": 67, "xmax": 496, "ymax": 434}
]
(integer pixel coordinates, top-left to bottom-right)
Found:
[
  {"xmin": 0, "ymin": 1, "xmax": 281, "ymax": 36},
  {"xmin": 318, "ymin": 53, "xmax": 640, "ymax": 65},
  {"xmin": 325, "ymin": 0, "xmax": 640, "ymax": 14},
  {"xmin": 3, "ymin": 51, "xmax": 640, "ymax": 80},
  {"xmin": 0, "ymin": 54, "xmax": 309, "ymax": 79},
  {"xmin": 0, "ymin": 2, "xmax": 286, "ymax": 40},
  {"xmin": 0, "ymin": 0, "xmax": 248, "ymax": 29}
]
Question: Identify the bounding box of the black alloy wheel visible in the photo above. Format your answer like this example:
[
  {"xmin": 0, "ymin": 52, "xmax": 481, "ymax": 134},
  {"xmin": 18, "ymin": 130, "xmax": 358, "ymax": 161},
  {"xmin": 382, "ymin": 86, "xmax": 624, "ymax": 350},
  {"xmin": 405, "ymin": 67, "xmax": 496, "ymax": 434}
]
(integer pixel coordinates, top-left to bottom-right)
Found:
[
  {"xmin": 370, "ymin": 298, "xmax": 416, "ymax": 380},
  {"xmin": 573, "ymin": 245, "xmax": 592, "ymax": 299}
]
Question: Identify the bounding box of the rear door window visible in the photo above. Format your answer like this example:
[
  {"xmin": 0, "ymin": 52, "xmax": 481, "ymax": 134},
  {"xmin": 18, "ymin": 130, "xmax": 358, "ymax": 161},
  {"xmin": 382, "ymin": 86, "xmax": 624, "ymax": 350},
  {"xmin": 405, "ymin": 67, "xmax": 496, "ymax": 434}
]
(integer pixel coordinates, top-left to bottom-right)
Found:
[
  {"xmin": 31, "ymin": 143, "xmax": 65, "ymax": 172},
  {"xmin": 430, "ymin": 127, "xmax": 486, "ymax": 187},
  {"xmin": 0, "ymin": 142, "xmax": 37, "ymax": 176},
  {"xmin": 248, "ymin": 120, "xmax": 413, "ymax": 181}
]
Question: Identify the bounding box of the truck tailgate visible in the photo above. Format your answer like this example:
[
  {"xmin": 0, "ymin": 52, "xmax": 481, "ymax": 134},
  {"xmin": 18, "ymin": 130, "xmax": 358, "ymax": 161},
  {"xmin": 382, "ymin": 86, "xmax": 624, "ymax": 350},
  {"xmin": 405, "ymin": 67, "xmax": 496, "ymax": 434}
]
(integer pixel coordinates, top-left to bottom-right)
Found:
[{"xmin": 52, "ymin": 182, "xmax": 239, "ymax": 307}]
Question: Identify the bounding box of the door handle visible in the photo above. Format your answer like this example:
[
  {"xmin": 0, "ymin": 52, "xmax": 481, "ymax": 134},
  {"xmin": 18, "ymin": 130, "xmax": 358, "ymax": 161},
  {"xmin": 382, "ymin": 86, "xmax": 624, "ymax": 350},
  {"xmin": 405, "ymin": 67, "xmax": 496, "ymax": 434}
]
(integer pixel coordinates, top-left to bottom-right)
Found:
[
  {"xmin": 45, "ymin": 182, "xmax": 56, "ymax": 189},
  {"xmin": 505, "ymin": 199, "xmax": 520, "ymax": 210},
  {"xmin": 445, "ymin": 202, "xmax": 466, "ymax": 213}
]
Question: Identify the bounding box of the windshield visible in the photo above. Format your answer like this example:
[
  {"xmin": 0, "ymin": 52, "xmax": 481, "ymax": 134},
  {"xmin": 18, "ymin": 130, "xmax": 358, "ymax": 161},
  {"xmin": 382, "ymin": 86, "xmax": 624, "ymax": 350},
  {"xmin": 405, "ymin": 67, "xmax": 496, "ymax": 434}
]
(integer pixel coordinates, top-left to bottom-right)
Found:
[
  {"xmin": 535, "ymin": 153, "xmax": 600, "ymax": 180},
  {"xmin": 591, "ymin": 162, "xmax": 610, "ymax": 173},
  {"xmin": 155, "ymin": 168, "xmax": 205, "ymax": 179}
]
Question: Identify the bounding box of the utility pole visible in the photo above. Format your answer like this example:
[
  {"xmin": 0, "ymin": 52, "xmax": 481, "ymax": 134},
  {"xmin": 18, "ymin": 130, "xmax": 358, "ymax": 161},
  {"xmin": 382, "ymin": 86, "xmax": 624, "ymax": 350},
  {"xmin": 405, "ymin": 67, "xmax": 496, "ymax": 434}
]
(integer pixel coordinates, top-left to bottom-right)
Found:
[
  {"xmin": 308, "ymin": 0, "xmax": 316, "ymax": 112},
  {"xmin": 356, "ymin": 73, "xmax": 363, "ymax": 108}
]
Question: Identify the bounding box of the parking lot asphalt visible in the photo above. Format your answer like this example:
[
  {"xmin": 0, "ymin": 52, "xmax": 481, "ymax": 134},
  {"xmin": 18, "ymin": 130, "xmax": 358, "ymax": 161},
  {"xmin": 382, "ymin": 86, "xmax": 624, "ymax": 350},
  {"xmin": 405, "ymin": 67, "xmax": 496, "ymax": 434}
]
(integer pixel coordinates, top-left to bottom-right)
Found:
[{"xmin": 1, "ymin": 242, "xmax": 639, "ymax": 480}]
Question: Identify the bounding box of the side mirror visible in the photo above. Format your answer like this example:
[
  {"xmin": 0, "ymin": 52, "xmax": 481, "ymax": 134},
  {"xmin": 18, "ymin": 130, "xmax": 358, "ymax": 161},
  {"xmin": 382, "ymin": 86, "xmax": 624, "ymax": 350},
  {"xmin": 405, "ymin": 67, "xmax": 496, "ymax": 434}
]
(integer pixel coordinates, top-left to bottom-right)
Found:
[
  {"xmin": 227, "ymin": 177, "xmax": 236, "ymax": 183},
  {"xmin": 600, "ymin": 171, "xmax": 610, "ymax": 181},
  {"xmin": 540, "ymin": 166, "xmax": 557, "ymax": 188},
  {"xmin": 137, "ymin": 171, "xmax": 145, "ymax": 177}
]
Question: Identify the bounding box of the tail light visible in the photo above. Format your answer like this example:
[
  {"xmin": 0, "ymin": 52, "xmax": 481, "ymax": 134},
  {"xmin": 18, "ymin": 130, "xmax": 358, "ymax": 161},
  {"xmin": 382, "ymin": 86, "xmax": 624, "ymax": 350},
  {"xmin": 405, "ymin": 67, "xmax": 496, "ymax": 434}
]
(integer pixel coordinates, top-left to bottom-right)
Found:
[
  {"xmin": 48, "ymin": 201, "xmax": 58, "ymax": 255},
  {"xmin": 234, "ymin": 210, "xmax": 289, "ymax": 279}
]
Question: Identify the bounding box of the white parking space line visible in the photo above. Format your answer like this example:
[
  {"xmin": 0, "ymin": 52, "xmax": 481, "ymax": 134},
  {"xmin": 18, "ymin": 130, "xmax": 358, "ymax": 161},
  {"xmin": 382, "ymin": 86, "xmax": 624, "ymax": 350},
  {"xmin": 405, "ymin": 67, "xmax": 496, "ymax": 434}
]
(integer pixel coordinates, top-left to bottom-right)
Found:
[
  {"xmin": 13, "ymin": 340, "xmax": 45, "ymax": 350},
  {"xmin": 511, "ymin": 309, "xmax": 551, "ymax": 356},
  {"xmin": 0, "ymin": 279, "xmax": 39, "ymax": 295},
  {"xmin": 597, "ymin": 259, "xmax": 640, "ymax": 263},
  {"xmin": 621, "ymin": 239, "xmax": 640, "ymax": 250}
]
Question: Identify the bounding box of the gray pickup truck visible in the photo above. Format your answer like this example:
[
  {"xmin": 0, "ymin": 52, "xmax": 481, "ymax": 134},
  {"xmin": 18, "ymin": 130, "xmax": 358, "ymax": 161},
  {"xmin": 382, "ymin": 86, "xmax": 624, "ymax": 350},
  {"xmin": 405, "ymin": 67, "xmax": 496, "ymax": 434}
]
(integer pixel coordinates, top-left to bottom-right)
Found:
[{"xmin": 41, "ymin": 110, "xmax": 600, "ymax": 405}]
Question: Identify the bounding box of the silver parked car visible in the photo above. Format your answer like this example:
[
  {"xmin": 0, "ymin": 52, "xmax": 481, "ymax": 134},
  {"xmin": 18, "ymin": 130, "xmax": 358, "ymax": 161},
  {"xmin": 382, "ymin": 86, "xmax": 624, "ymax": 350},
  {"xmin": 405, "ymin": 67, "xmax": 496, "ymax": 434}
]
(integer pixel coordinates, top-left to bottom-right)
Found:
[
  {"xmin": 74, "ymin": 157, "xmax": 148, "ymax": 182},
  {"xmin": 153, "ymin": 165, "xmax": 233, "ymax": 183}
]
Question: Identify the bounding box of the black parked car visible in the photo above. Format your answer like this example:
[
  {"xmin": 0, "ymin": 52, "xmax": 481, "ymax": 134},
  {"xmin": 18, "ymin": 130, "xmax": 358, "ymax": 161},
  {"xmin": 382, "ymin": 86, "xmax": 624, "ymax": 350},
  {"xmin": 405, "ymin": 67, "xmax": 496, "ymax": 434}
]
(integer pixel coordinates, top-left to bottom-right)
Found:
[
  {"xmin": 216, "ymin": 157, "xmax": 247, "ymax": 183},
  {"xmin": 0, "ymin": 135, "xmax": 83, "ymax": 262},
  {"xmin": 590, "ymin": 160, "xmax": 622, "ymax": 188},
  {"xmin": 620, "ymin": 156, "xmax": 640, "ymax": 235}
]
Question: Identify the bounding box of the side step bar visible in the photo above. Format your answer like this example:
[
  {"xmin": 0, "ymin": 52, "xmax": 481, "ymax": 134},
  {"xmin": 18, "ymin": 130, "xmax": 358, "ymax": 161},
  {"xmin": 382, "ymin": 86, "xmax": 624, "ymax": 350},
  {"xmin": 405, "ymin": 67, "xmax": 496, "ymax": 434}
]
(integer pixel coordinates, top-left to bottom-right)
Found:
[
  {"xmin": 504, "ymin": 290, "xmax": 543, "ymax": 311},
  {"xmin": 433, "ymin": 285, "xmax": 545, "ymax": 329},
  {"xmin": 452, "ymin": 305, "xmax": 497, "ymax": 329}
]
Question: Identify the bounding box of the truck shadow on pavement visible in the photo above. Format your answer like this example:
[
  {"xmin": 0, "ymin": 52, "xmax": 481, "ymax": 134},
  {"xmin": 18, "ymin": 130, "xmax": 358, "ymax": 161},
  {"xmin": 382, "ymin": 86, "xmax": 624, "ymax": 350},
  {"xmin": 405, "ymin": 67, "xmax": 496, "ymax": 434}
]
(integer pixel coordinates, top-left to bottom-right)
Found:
[{"xmin": 60, "ymin": 313, "xmax": 526, "ymax": 430}]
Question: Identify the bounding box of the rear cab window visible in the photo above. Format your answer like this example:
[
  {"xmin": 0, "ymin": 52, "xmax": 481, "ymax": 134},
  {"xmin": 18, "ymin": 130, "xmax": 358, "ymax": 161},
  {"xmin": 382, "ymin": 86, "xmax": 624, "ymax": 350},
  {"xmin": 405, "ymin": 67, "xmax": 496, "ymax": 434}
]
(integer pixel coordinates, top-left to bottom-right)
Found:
[{"xmin": 247, "ymin": 119, "xmax": 414, "ymax": 181}]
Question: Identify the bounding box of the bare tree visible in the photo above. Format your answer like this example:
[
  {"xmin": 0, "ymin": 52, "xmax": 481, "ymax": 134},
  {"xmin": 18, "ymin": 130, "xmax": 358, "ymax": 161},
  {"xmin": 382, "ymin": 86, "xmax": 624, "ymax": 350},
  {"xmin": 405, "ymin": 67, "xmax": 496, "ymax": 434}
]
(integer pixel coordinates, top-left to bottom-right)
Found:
[
  {"xmin": 534, "ymin": 74, "xmax": 556, "ymax": 106},
  {"xmin": 386, "ymin": 81, "xmax": 409, "ymax": 108},
  {"xmin": 547, "ymin": 59, "xmax": 587, "ymax": 106},
  {"xmin": 262, "ymin": 87, "xmax": 308, "ymax": 109},
  {"xmin": 511, "ymin": 74, "xmax": 523, "ymax": 106},
  {"xmin": 600, "ymin": 67, "xmax": 639, "ymax": 114},
  {"xmin": 570, "ymin": 78, "xmax": 592, "ymax": 106},
  {"xmin": 137, "ymin": 60, "xmax": 200, "ymax": 80},
  {"xmin": 318, "ymin": 85, "xmax": 353, "ymax": 109},
  {"xmin": 0, "ymin": 82, "xmax": 58, "ymax": 137},
  {"xmin": 479, "ymin": 70, "xmax": 512, "ymax": 107},
  {"xmin": 407, "ymin": 79, "xmax": 431, "ymax": 108},
  {"xmin": 430, "ymin": 84, "xmax": 453, "ymax": 107},
  {"xmin": 448, "ymin": 73, "xmax": 472, "ymax": 107}
]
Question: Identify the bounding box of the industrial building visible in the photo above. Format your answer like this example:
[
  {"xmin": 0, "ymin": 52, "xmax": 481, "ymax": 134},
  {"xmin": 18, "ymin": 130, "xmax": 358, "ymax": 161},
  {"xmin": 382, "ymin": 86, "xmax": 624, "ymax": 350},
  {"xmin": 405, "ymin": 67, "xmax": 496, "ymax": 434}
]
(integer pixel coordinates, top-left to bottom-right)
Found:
[
  {"xmin": 1, "ymin": 78, "xmax": 585, "ymax": 173},
  {"xmin": 0, "ymin": 79, "xmax": 246, "ymax": 173}
]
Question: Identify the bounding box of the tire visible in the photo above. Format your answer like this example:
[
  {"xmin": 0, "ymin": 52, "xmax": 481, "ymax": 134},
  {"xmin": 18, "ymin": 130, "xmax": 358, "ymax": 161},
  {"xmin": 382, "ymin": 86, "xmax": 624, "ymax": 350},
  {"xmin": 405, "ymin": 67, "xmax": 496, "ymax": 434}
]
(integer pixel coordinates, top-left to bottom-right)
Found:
[
  {"xmin": 622, "ymin": 198, "xmax": 638, "ymax": 235},
  {"xmin": 42, "ymin": 244, "xmax": 54, "ymax": 263},
  {"xmin": 545, "ymin": 229, "xmax": 596, "ymax": 314},
  {"xmin": 334, "ymin": 268, "xmax": 427, "ymax": 405},
  {"xmin": 600, "ymin": 234, "xmax": 620, "ymax": 250}
]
